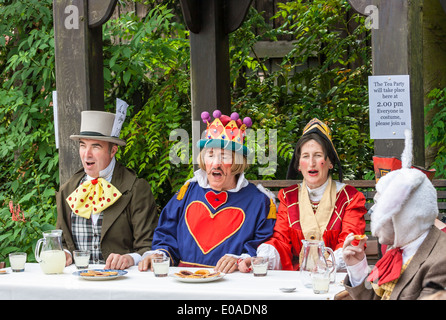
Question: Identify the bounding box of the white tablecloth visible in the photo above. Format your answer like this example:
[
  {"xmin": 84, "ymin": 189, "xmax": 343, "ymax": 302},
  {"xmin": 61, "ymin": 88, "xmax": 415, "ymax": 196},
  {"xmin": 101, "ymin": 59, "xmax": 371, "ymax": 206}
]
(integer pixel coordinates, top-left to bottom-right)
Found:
[{"xmin": 0, "ymin": 263, "xmax": 346, "ymax": 300}]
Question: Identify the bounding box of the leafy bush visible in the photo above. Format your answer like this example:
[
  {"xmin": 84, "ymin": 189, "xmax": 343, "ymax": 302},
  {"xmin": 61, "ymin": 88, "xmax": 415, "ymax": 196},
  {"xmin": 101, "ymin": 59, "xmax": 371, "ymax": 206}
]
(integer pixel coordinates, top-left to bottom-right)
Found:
[
  {"xmin": 102, "ymin": 4, "xmax": 193, "ymax": 207},
  {"xmin": 231, "ymin": 0, "xmax": 373, "ymax": 180},
  {"xmin": 0, "ymin": 0, "xmax": 58, "ymax": 262},
  {"xmin": 425, "ymin": 87, "xmax": 446, "ymax": 178}
]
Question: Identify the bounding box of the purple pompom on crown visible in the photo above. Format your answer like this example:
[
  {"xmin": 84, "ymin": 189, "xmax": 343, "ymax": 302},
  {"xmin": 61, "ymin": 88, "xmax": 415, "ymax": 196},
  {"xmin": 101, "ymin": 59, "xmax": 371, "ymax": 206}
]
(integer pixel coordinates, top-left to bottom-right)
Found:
[
  {"xmin": 213, "ymin": 110, "xmax": 222, "ymax": 118},
  {"xmin": 230, "ymin": 112, "xmax": 239, "ymax": 121},
  {"xmin": 243, "ymin": 117, "xmax": 253, "ymax": 128},
  {"xmin": 201, "ymin": 111, "xmax": 211, "ymax": 123},
  {"xmin": 202, "ymin": 109, "xmax": 252, "ymax": 128}
]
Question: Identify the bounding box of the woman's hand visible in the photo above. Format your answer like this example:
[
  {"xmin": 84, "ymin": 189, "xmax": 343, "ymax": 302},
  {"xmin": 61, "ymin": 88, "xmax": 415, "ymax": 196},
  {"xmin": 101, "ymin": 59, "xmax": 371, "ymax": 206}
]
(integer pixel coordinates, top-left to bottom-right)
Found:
[{"xmin": 237, "ymin": 257, "xmax": 252, "ymax": 273}]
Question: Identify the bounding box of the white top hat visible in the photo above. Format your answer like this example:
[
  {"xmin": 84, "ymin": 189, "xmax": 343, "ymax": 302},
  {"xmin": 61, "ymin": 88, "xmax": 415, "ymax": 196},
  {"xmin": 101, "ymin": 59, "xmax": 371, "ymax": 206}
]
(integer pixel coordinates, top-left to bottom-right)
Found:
[{"xmin": 70, "ymin": 111, "xmax": 126, "ymax": 146}]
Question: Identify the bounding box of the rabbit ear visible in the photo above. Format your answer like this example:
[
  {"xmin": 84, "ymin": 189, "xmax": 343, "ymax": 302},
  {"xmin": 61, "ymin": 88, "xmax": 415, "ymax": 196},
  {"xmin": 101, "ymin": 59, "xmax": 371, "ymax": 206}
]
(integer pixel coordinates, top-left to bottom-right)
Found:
[{"xmin": 401, "ymin": 129, "xmax": 412, "ymax": 169}]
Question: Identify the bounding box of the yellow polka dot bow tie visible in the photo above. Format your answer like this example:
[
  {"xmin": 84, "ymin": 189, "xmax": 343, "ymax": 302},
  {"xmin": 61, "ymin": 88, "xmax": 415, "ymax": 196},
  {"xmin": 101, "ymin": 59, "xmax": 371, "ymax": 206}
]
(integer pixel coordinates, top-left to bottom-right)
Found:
[{"xmin": 66, "ymin": 178, "xmax": 122, "ymax": 219}]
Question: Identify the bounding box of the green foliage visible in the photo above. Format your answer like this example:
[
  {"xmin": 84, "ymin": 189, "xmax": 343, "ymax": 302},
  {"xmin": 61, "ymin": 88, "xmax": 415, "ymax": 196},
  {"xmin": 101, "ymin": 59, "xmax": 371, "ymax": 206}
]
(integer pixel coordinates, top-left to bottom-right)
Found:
[
  {"xmin": 231, "ymin": 0, "xmax": 373, "ymax": 180},
  {"xmin": 0, "ymin": 0, "xmax": 58, "ymax": 262},
  {"xmin": 102, "ymin": 4, "xmax": 193, "ymax": 207},
  {"xmin": 425, "ymin": 87, "xmax": 446, "ymax": 178}
]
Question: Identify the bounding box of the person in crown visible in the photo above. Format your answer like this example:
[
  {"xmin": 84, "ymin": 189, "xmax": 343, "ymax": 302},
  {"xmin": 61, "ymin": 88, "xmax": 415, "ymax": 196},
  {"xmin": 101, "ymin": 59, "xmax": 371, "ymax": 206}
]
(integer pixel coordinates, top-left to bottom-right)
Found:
[
  {"xmin": 239, "ymin": 118, "xmax": 367, "ymax": 272},
  {"xmin": 138, "ymin": 110, "xmax": 276, "ymax": 273},
  {"xmin": 56, "ymin": 111, "xmax": 158, "ymax": 270}
]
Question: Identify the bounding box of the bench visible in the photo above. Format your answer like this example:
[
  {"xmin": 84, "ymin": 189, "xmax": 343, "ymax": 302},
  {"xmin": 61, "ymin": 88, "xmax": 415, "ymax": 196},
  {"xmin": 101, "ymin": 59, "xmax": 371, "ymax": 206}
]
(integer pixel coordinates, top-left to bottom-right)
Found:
[{"xmin": 250, "ymin": 179, "xmax": 446, "ymax": 265}]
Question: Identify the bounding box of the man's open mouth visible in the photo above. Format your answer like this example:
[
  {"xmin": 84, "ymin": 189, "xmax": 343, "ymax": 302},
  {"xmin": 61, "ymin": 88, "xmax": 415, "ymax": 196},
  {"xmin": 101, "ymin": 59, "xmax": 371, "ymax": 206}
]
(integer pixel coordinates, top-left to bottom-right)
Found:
[{"xmin": 209, "ymin": 169, "xmax": 225, "ymax": 177}]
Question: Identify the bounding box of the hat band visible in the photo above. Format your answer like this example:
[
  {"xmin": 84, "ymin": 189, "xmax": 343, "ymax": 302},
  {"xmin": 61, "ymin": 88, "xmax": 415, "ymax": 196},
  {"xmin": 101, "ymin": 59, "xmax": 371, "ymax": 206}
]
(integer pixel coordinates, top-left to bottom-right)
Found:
[{"xmin": 80, "ymin": 131, "xmax": 118, "ymax": 138}]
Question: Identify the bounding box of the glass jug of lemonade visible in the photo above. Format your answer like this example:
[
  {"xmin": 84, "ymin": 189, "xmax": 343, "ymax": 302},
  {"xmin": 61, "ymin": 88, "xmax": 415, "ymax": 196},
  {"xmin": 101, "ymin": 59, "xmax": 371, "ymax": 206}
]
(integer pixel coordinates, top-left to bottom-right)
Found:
[{"xmin": 35, "ymin": 229, "xmax": 66, "ymax": 274}]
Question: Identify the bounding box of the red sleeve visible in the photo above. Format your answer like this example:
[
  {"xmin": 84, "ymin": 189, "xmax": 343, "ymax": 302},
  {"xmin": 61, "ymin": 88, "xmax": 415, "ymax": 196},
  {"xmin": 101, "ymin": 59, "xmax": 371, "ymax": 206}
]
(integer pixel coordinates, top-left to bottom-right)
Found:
[
  {"xmin": 333, "ymin": 190, "xmax": 367, "ymax": 251},
  {"xmin": 264, "ymin": 189, "xmax": 294, "ymax": 270}
]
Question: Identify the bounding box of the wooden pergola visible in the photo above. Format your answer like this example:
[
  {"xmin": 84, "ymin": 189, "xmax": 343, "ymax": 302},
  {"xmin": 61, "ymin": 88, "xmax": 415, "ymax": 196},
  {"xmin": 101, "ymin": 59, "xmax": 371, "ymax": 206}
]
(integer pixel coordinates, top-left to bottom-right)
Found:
[
  {"xmin": 53, "ymin": 0, "xmax": 252, "ymax": 184},
  {"xmin": 53, "ymin": 0, "xmax": 446, "ymax": 184}
]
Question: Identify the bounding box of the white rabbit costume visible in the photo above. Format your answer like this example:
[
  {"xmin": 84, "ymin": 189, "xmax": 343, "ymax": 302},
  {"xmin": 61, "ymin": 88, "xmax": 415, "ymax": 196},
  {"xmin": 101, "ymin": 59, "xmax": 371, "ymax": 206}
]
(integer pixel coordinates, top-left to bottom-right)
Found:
[{"xmin": 344, "ymin": 130, "xmax": 446, "ymax": 300}]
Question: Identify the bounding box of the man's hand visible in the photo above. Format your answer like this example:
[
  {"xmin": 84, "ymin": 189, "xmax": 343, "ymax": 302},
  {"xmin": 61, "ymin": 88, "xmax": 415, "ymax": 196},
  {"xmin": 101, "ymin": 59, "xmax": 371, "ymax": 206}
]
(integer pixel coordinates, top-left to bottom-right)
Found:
[
  {"xmin": 138, "ymin": 254, "xmax": 162, "ymax": 272},
  {"xmin": 342, "ymin": 233, "xmax": 367, "ymax": 266},
  {"xmin": 105, "ymin": 253, "xmax": 134, "ymax": 270},
  {"xmin": 215, "ymin": 255, "xmax": 238, "ymax": 273},
  {"xmin": 64, "ymin": 251, "xmax": 73, "ymax": 267}
]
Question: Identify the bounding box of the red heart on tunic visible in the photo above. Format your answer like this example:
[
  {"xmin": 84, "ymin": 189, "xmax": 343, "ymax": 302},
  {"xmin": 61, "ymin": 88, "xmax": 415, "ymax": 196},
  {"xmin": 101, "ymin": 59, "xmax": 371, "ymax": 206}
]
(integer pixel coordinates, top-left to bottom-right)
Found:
[
  {"xmin": 185, "ymin": 202, "xmax": 245, "ymax": 254},
  {"xmin": 205, "ymin": 191, "xmax": 228, "ymax": 210}
]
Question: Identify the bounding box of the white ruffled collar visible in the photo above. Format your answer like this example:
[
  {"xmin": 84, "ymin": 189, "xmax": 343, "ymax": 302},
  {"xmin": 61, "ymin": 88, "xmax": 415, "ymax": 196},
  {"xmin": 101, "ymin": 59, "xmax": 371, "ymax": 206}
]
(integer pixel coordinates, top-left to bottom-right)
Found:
[
  {"xmin": 302, "ymin": 178, "xmax": 345, "ymax": 202},
  {"xmin": 189, "ymin": 169, "xmax": 249, "ymax": 192}
]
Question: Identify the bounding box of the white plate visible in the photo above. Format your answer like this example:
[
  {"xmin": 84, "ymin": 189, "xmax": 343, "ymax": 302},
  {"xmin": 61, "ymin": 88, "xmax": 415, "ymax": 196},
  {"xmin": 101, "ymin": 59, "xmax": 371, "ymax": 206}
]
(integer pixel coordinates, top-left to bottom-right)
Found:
[
  {"xmin": 0, "ymin": 269, "xmax": 10, "ymax": 275},
  {"xmin": 279, "ymin": 287, "xmax": 296, "ymax": 293},
  {"xmin": 72, "ymin": 269, "xmax": 127, "ymax": 281},
  {"xmin": 171, "ymin": 272, "xmax": 225, "ymax": 283}
]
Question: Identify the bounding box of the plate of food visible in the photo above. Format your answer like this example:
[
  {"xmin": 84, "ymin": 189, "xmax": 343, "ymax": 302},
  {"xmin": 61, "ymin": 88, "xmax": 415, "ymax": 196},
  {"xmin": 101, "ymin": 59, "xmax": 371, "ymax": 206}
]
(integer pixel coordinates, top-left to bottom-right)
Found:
[
  {"xmin": 72, "ymin": 269, "xmax": 127, "ymax": 281},
  {"xmin": 171, "ymin": 269, "xmax": 225, "ymax": 283},
  {"xmin": 0, "ymin": 269, "xmax": 10, "ymax": 275}
]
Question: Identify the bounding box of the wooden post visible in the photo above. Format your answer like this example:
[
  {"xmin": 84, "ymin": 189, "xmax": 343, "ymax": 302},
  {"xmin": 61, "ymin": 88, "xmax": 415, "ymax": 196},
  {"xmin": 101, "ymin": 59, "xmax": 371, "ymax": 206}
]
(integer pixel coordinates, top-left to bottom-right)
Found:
[
  {"xmin": 348, "ymin": 0, "xmax": 425, "ymax": 166},
  {"xmin": 53, "ymin": 0, "xmax": 117, "ymax": 184},
  {"xmin": 179, "ymin": 0, "xmax": 252, "ymax": 167}
]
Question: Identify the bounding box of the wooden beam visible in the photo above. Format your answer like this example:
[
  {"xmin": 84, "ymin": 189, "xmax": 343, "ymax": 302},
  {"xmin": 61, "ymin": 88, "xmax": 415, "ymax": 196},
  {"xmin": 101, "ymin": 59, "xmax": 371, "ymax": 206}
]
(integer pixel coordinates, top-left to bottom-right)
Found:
[
  {"xmin": 348, "ymin": 0, "xmax": 425, "ymax": 166},
  {"xmin": 54, "ymin": 0, "xmax": 90, "ymax": 184},
  {"xmin": 53, "ymin": 0, "xmax": 117, "ymax": 184},
  {"xmin": 224, "ymin": 0, "xmax": 252, "ymax": 34},
  {"xmin": 179, "ymin": 0, "xmax": 252, "ymax": 169},
  {"xmin": 179, "ymin": 0, "xmax": 201, "ymax": 33},
  {"xmin": 88, "ymin": 0, "xmax": 118, "ymax": 27},
  {"xmin": 348, "ymin": 0, "xmax": 373, "ymax": 15},
  {"xmin": 441, "ymin": 0, "xmax": 446, "ymax": 13},
  {"xmin": 251, "ymin": 40, "xmax": 297, "ymax": 58}
]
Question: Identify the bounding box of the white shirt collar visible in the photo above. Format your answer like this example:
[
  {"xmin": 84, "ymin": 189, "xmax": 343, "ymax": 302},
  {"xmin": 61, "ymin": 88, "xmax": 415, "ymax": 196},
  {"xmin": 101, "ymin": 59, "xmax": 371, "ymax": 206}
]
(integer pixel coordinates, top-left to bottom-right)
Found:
[
  {"xmin": 85, "ymin": 157, "xmax": 115, "ymax": 182},
  {"xmin": 400, "ymin": 229, "xmax": 429, "ymax": 264},
  {"xmin": 302, "ymin": 179, "xmax": 345, "ymax": 202}
]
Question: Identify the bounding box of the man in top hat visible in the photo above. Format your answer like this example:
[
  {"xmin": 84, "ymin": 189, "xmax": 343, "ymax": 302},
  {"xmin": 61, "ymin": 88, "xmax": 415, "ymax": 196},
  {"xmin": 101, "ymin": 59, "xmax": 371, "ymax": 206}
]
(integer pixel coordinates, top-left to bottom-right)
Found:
[
  {"xmin": 138, "ymin": 110, "xmax": 276, "ymax": 273},
  {"xmin": 342, "ymin": 130, "xmax": 446, "ymax": 299},
  {"xmin": 56, "ymin": 111, "xmax": 158, "ymax": 270}
]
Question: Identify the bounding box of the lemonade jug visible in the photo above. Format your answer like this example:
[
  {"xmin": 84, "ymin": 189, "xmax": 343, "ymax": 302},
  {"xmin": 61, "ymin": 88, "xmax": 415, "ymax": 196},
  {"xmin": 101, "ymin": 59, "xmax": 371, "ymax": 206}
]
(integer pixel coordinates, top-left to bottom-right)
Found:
[
  {"xmin": 299, "ymin": 240, "xmax": 336, "ymax": 288},
  {"xmin": 35, "ymin": 229, "xmax": 66, "ymax": 274}
]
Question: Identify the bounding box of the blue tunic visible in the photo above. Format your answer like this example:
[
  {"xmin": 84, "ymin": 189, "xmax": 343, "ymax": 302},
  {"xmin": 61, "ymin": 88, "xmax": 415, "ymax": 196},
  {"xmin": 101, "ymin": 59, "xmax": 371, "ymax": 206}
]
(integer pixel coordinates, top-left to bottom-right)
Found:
[{"xmin": 152, "ymin": 182, "xmax": 276, "ymax": 267}]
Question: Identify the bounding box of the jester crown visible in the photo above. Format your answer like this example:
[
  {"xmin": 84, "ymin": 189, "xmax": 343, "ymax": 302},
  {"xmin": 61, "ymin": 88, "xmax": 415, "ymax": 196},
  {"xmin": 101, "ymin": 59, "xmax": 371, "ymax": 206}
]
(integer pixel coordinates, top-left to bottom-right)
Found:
[{"xmin": 197, "ymin": 110, "xmax": 252, "ymax": 156}]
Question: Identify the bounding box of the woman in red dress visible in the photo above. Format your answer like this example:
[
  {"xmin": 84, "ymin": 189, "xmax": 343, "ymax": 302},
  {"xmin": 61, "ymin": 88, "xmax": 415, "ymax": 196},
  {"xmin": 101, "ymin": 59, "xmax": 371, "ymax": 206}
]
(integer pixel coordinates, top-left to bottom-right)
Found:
[{"xmin": 239, "ymin": 118, "xmax": 367, "ymax": 271}]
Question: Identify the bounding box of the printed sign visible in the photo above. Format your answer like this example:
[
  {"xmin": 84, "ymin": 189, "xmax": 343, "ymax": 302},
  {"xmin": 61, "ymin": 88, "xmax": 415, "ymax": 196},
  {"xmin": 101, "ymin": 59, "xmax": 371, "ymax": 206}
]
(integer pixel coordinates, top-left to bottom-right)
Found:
[{"xmin": 368, "ymin": 75, "xmax": 411, "ymax": 139}]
